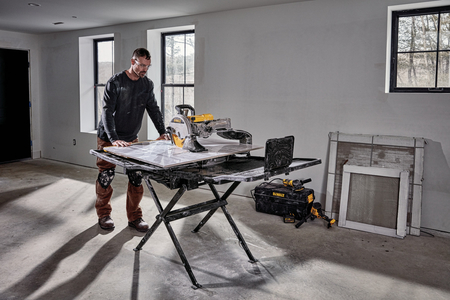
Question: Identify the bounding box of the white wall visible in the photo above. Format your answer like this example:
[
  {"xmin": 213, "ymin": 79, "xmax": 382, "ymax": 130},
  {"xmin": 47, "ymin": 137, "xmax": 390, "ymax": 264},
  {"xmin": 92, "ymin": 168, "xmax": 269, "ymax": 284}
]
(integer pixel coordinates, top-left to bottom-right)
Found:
[{"xmin": 1, "ymin": 0, "xmax": 449, "ymax": 233}]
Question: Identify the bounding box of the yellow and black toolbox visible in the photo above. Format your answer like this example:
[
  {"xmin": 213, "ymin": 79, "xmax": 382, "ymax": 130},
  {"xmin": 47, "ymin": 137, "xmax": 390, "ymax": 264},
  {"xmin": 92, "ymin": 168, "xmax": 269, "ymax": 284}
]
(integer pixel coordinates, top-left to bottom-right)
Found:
[
  {"xmin": 252, "ymin": 178, "xmax": 335, "ymax": 228},
  {"xmin": 251, "ymin": 178, "xmax": 315, "ymax": 222}
]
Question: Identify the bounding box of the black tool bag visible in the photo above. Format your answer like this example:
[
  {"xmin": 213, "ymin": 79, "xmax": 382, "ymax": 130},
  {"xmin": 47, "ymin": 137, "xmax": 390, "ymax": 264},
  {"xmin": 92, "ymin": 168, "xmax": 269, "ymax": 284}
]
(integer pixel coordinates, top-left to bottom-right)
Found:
[{"xmin": 251, "ymin": 180, "xmax": 315, "ymax": 221}]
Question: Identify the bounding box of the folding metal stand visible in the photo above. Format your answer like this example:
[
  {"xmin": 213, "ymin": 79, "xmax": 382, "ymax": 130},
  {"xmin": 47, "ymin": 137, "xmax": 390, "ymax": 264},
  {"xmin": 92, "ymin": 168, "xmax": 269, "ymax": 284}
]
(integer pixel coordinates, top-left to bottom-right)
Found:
[
  {"xmin": 90, "ymin": 136, "xmax": 321, "ymax": 289},
  {"xmin": 134, "ymin": 177, "xmax": 257, "ymax": 289}
]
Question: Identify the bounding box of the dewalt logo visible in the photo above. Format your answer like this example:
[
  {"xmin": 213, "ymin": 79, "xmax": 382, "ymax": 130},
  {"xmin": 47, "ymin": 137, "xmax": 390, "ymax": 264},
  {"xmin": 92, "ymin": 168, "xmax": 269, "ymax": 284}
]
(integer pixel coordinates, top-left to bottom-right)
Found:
[{"xmin": 273, "ymin": 192, "xmax": 285, "ymax": 198}]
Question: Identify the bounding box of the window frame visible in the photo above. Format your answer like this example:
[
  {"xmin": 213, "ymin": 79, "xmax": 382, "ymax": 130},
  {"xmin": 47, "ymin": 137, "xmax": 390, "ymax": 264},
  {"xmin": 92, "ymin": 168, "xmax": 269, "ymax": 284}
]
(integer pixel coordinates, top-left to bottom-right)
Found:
[
  {"xmin": 161, "ymin": 29, "xmax": 195, "ymax": 121},
  {"xmin": 389, "ymin": 5, "xmax": 450, "ymax": 93},
  {"xmin": 93, "ymin": 37, "xmax": 114, "ymax": 129}
]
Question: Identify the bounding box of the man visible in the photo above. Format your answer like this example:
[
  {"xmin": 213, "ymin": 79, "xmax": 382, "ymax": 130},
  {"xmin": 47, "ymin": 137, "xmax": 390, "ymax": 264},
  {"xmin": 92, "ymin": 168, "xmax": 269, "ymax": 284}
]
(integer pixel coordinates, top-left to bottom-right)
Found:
[{"xmin": 96, "ymin": 48, "xmax": 168, "ymax": 232}]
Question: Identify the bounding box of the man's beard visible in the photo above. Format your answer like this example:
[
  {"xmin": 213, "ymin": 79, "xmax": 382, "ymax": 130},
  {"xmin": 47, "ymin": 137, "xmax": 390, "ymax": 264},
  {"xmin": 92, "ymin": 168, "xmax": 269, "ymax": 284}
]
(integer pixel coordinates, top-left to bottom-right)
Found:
[{"xmin": 133, "ymin": 68, "xmax": 145, "ymax": 78}]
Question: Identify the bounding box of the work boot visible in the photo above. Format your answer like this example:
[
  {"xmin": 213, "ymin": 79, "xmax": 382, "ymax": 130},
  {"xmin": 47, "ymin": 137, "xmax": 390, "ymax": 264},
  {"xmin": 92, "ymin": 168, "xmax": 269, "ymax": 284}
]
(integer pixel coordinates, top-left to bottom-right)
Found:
[
  {"xmin": 99, "ymin": 216, "xmax": 115, "ymax": 230},
  {"xmin": 128, "ymin": 218, "xmax": 149, "ymax": 232}
]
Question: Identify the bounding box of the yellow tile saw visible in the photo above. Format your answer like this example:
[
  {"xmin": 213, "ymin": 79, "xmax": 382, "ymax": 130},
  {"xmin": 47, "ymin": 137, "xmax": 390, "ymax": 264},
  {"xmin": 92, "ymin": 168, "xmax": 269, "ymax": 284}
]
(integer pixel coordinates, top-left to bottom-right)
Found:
[{"xmin": 166, "ymin": 104, "xmax": 252, "ymax": 152}]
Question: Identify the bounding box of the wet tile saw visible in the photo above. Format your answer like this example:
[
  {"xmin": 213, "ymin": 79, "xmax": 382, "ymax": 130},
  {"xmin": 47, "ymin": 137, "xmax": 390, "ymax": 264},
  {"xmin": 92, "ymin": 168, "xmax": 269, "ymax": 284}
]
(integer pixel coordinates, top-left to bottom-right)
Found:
[{"xmin": 167, "ymin": 104, "xmax": 252, "ymax": 152}]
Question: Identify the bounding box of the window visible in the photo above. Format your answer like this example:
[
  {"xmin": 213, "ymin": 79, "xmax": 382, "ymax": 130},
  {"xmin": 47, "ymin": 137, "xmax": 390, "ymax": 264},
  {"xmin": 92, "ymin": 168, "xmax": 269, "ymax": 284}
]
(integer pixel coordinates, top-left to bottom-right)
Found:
[
  {"xmin": 79, "ymin": 33, "xmax": 114, "ymax": 133},
  {"xmin": 161, "ymin": 30, "xmax": 194, "ymax": 122},
  {"xmin": 94, "ymin": 38, "xmax": 114, "ymax": 128},
  {"xmin": 390, "ymin": 5, "xmax": 450, "ymax": 92}
]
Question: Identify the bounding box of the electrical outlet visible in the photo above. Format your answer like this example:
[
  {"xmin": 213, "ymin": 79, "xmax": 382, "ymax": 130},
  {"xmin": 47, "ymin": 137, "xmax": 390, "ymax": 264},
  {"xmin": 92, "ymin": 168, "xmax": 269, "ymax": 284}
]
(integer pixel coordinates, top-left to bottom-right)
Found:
[{"xmin": 73, "ymin": 139, "xmax": 76, "ymax": 146}]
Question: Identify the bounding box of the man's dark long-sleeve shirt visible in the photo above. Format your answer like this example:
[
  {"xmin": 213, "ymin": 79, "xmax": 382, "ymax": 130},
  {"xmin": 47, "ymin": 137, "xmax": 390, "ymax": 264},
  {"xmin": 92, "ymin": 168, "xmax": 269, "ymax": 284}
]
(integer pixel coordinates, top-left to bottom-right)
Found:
[{"xmin": 97, "ymin": 71, "xmax": 166, "ymax": 143}]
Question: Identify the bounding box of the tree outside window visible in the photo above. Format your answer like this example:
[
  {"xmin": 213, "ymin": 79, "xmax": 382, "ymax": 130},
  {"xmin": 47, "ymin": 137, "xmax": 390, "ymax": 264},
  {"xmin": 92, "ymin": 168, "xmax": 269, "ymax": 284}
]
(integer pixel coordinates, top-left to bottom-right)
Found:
[
  {"xmin": 162, "ymin": 30, "xmax": 195, "ymax": 122},
  {"xmin": 94, "ymin": 38, "xmax": 114, "ymax": 127},
  {"xmin": 391, "ymin": 6, "xmax": 450, "ymax": 92}
]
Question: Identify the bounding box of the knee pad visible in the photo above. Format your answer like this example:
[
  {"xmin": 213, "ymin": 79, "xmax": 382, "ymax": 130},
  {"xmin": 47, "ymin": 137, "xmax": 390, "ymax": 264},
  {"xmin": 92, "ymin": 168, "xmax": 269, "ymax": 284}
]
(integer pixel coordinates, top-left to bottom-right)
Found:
[
  {"xmin": 127, "ymin": 170, "xmax": 143, "ymax": 187},
  {"xmin": 98, "ymin": 168, "xmax": 115, "ymax": 189}
]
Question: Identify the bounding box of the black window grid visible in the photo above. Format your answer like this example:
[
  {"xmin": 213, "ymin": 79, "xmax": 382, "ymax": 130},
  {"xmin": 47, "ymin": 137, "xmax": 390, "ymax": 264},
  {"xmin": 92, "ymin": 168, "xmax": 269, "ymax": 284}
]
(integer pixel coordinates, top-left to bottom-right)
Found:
[{"xmin": 390, "ymin": 6, "xmax": 450, "ymax": 93}]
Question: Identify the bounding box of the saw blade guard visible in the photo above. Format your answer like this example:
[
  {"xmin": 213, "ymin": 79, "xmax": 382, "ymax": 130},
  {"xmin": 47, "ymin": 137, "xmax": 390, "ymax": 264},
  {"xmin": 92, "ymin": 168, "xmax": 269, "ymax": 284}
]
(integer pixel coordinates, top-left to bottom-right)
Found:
[
  {"xmin": 167, "ymin": 114, "xmax": 191, "ymax": 147},
  {"xmin": 167, "ymin": 109, "xmax": 208, "ymax": 152},
  {"xmin": 167, "ymin": 104, "xmax": 252, "ymax": 152}
]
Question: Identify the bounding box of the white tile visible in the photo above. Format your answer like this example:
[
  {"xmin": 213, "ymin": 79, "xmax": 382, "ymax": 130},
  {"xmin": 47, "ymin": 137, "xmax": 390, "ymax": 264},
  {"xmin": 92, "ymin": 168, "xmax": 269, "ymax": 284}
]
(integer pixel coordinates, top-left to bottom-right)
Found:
[{"xmin": 104, "ymin": 138, "xmax": 263, "ymax": 168}]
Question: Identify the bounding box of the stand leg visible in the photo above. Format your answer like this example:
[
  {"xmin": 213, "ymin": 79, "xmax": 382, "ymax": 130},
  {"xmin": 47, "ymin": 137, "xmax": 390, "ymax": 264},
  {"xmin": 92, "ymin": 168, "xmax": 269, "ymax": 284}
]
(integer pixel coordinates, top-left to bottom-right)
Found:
[
  {"xmin": 221, "ymin": 205, "xmax": 258, "ymax": 263},
  {"xmin": 134, "ymin": 179, "xmax": 201, "ymax": 287},
  {"xmin": 134, "ymin": 177, "xmax": 257, "ymax": 289},
  {"xmin": 192, "ymin": 182, "xmax": 240, "ymax": 232},
  {"xmin": 164, "ymin": 220, "xmax": 202, "ymax": 289},
  {"xmin": 134, "ymin": 181, "xmax": 187, "ymax": 251},
  {"xmin": 191, "ymin": 208, "xmax": 218, "ymax": 233},
  {"xmin": 192, "ymin": 182, "xmax": 257, "ymax": 263}
]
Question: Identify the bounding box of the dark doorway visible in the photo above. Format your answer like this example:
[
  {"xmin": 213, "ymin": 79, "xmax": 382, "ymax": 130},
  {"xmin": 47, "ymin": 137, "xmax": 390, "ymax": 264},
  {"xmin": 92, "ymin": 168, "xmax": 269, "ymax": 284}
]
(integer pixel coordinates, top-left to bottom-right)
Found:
[{"xmin": 0, "ymin": 48, "xmax": 31, "ymax": 163}]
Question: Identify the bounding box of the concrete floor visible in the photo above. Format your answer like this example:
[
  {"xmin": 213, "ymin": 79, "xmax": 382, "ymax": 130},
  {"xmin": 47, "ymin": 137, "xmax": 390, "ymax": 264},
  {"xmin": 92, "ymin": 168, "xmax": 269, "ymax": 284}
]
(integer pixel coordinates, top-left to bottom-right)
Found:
[{"xmin": 0, "ymin": 159, "xmax": 449, "ymax": 300}]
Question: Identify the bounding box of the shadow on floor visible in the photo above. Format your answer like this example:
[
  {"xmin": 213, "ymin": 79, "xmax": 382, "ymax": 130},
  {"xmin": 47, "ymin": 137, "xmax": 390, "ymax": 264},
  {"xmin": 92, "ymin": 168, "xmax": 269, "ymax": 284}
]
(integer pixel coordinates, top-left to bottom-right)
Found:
[{"xmin": 0, "ymin": 225, "xmax": 134, "ymax": 300}]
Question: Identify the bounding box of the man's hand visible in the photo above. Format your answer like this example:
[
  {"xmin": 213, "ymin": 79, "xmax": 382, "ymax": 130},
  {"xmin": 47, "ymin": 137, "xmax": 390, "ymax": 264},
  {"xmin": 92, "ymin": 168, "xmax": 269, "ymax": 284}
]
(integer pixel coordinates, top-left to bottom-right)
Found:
[
  {"xmin": 112, "ymin": 140, "xmax": 131, "ymax": 147},
  {"xmin": 156, "ymin": 133, "xmax": 170, "ymax": 140}
]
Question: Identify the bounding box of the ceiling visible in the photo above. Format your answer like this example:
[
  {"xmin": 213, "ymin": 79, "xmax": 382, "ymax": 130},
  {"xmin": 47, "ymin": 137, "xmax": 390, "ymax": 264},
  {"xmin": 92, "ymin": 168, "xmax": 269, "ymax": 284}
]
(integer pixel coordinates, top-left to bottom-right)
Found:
[{"xmin": 0, "ymin": 0, "xmax": 306, "ymax": 34}]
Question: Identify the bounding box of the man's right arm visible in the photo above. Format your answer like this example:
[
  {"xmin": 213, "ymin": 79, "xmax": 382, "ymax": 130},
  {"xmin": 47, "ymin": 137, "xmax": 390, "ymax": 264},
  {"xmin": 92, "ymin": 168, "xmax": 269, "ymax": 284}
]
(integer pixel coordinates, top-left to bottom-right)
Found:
[{"xmin": 101, "ymin": 79, "xmax": 120, "ymax": 143}]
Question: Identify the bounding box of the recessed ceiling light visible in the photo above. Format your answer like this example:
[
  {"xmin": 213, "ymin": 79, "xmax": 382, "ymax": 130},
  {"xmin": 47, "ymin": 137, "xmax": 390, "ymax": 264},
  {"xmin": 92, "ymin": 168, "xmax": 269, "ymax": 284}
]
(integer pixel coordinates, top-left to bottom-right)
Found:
[{"xmin": 28, "ymin": 3, "xmax": 41, "ymax": 7}]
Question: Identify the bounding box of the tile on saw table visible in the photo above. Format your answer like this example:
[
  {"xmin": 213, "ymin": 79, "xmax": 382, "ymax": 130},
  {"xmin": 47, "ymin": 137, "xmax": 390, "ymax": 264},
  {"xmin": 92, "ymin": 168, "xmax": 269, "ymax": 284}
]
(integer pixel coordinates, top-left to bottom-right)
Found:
[{"xmin": 104, "ymin": 137, "xmax": 263, "ymax": 168}]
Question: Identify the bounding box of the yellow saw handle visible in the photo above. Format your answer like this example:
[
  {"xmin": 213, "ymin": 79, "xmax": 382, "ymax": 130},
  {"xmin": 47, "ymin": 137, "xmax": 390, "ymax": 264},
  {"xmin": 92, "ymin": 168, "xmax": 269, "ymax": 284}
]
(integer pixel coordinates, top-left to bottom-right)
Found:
[{"xmin": 188, "ymin": 114, "xmax": 214, "ymax": 123}]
